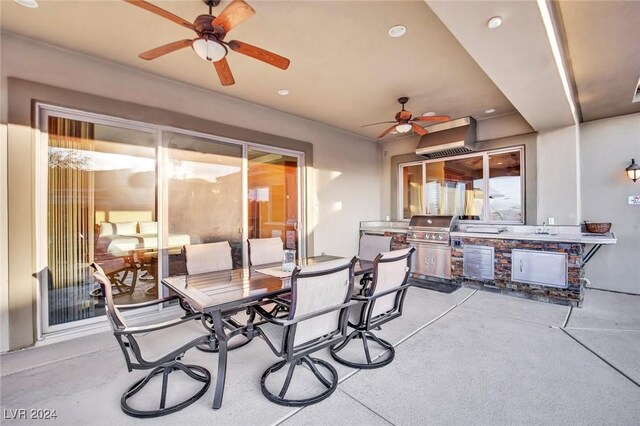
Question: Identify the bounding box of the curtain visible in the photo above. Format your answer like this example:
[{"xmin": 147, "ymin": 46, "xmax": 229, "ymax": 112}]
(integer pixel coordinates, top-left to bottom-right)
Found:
[{"xmin": 47, "ymin": 117, "xmax": 95, "ymax": 325}]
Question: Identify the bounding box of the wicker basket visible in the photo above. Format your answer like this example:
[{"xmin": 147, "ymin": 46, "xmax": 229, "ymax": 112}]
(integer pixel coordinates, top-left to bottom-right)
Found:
[{"xmin": 584, "ymin": 222, "xmax": 611, "ymax": 233}]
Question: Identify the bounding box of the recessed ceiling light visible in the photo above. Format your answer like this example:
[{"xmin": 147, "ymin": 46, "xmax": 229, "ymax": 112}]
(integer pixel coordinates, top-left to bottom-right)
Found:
[
  {"xmin": 388, "ymin": 25, "xmax": 407, "ymax": 38},
  {"xmin": 487, "ymin": 16, "xmax": 502, "ymax": 29},
  {"xmin": 484, "ymin": 108, "xmax": 496, "ymax": 114},
  {"xmin": 14, "ymin": 0, "xmax": 39, "ymax": 7},
  {"xmin": 422, "ymin": 112, "xmax": 437, "ymax": 117},
  {"xmin": 277, "ymin": 89, "xmax": 289, "ymax": 96}
]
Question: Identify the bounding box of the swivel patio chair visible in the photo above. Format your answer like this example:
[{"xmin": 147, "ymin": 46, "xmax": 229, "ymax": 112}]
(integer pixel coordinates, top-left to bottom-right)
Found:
[
  {"xmin": 253, "ymin": 257, "xmax": 357, "ymax": 407},
  {"xmin": 91, "ymin": 263, "xmax": 211, "ymax": 418},
  {"xmin": 357, "ymin": 234, "xmax": 392, "ymax": 293},
  {"xmin": 330, "ymin": 247, "xmax": 415, "ymax": 369},
  {"xmin": 184, "ymin": 241, "xmax": 254, "ymax": 352}
]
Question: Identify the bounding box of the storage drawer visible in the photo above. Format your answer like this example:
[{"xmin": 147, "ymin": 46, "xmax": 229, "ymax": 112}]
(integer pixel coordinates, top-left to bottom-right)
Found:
[
  {"xmin": 511, "ymin": 249, "xmax": 567, "ymax": 288},
  {"xmin": 463, "ymin": 246, "xmax": 494, "ymax": 280}
]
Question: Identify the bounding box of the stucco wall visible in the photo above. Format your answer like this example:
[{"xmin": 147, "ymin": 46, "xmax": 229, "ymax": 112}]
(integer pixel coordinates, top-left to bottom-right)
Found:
[
  {"xmin": 580, "ymin": 113, "xmax": 640, "ymax": 294},
  {"xmin": 1, "ymin": 33, "xmax": 381, "ymax": 350},
  {"xmin": 536, "ymin": 125, "xmax": 581, "ymax": 225}
]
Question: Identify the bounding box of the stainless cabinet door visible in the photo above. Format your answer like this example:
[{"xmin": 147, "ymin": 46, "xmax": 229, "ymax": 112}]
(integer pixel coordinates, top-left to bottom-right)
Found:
[
  {"xmin": 511, "ymin": 249, "xmax": 567, "ymax": 288},
  {"xmin": 411, "ymin": 243, "xmax": 451, "ymax": 279}
]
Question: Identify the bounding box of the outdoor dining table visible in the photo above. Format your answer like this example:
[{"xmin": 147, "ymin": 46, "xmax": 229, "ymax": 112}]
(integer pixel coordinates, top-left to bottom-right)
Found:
[{"xmin": 161, "ymin": 255, "xmax": 374, "ymax": 409}]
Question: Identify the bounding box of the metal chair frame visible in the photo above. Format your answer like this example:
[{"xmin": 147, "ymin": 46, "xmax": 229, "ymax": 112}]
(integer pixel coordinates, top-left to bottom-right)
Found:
[
  {"xmin": 253, "ymin": 257, "xmax": 357, "ymax": 407},
  {"xmin": 330, "ymin": 248, "xmax": 415, "ymax": 369},
  {"xmin": 91, "ymin": 263, "xmax": 212, "ymax": 418}
]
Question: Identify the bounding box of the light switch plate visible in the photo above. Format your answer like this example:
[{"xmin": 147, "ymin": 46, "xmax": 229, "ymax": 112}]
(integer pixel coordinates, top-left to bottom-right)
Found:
[{"xmin": 548, "ymin": 217, "xmax": 555, "ymax": 225}]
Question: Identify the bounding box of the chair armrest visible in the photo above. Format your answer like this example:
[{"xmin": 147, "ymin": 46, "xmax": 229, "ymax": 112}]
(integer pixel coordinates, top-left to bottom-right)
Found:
[
  {"xmin": 115, "ymin": 295, "xmax": 180, "ymax": 310},
  {"xmin": 351, "ymin": 283, "xmax": 411, "ymax": 302},
  {"xmin": 114, "ymin": 313, "xmax": 202, "ymax": 335},
  {"xmin": 258, "ymin": 300, "xmax": 358, "ymax": 327}
]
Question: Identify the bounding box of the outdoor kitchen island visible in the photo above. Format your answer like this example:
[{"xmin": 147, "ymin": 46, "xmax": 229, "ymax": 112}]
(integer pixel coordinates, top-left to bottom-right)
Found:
[{"xmin": 450, "ymin": 228, "xmax": 617, "ymax": 307}]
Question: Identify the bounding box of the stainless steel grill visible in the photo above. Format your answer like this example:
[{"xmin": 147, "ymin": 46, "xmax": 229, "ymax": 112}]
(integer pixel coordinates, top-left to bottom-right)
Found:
[
  {"xmin": 407, "ymin": 215, "xmax": 458, "ymax": 245},
  {"xmin": 407, "ymin": 215, "xmax": 458, "ymax": 280}
]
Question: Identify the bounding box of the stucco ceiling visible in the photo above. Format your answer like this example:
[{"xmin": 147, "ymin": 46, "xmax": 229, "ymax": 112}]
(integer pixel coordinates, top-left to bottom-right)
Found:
[{"xmin": 1, "ymin": 0, "xmax": 638, "ymax": 139}]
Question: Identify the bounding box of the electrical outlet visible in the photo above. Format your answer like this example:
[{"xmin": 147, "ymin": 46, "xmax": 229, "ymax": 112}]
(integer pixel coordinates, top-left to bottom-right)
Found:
[{"xmin": 548, "ymin": 217, "xmax": 555, "ymax": 225}]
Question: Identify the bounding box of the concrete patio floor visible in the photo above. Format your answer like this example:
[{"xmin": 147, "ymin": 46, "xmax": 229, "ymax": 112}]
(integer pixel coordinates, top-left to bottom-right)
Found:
[{"xmin": 1, "ymin": 286, "xmax": 639, "ymax": 425}]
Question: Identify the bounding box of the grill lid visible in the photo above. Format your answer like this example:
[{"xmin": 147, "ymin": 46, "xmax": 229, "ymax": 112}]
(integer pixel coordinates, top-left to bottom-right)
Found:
[{"xmin": 409, "ymin": 215, "xmax": 457, "ymax": 229}]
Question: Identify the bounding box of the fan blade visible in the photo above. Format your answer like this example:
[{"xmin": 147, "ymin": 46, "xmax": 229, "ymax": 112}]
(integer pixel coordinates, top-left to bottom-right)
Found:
[
  {"xmin": 124, "ymin": 0, "xmax": 195, "ymax": 31},
  {"xmin": 411, "ymin": 123, "xmax": 428, "ymax": 136},
  {"xmin": 412, "ymin": 115, "xmax": 450, "ymax": 122},
  {"xmin": 361, "ymin": 121, "xmax": 397, "ymax": 128},
  {"xmin": 212, "ymin": 0, "xmax": 255, "ymax": 34},
  {"xmin": 213, "ymin": 58, "xmax": 235, "ymax": 86},
  {"xmin": 378, "ymin": 125, "xmax": 397, "ymax": 139},
  {"xmin": 228, "ymin": 40, "xmax": 290, "ymax": 70},
  {"xmin": 138, "ymin": 39, "xmax": 193, "ymax": 60}
]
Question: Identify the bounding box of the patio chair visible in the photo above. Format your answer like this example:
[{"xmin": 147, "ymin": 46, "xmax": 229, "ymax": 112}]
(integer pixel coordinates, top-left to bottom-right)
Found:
[
  {"xmin": 185, "ymin": 241, "xmax": 233, "ymax": 274},
  {"xmin": 183, "ymin": 242, "xmax": 254, "ymax": 352},
  {"xmin": 330, "ymin": 247, "xmax": 415, "ymax": 369},
  {"xmin": 248, "ymin": 237, "xmax": 289, "ymax": 316},
  {"xmin": 90, "ymin": 263, "xmax": 211, "ymax": 418},
  {"xmin": 253, "ymin": 257, "xmax": 357, "ymax": 407},
  {"xmin": 248, "ymin": 237, "xmax": 285, "ymax": 266},
  {"xmin": 357, "ymin": 234, "xmax": 392, "ymax": 293}
]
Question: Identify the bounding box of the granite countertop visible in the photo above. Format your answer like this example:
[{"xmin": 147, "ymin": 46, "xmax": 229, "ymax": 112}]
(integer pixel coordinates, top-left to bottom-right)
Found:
[
  {"xmin": 450, "ymin": 230, "xmax": 617, "ymax": 244},
  {"xmin": 360, "ymin": 221, "xmax": 409, "ymax": 234}
]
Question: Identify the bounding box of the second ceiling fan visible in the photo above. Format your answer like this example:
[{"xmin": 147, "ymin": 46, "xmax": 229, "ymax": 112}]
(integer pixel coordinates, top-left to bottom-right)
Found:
[
  {"xmin": 125, "ymin": 0, "xmax": 290, "ymax": 86},
  {"xmin": 364, "ymin": 97, "xmax": 450, "ymax": 138}
]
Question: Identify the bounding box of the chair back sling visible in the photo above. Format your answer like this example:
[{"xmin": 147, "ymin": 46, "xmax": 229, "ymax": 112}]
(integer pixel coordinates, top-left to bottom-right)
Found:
[
  {"xmin": 248, "ymin": 237, "xmax": 284, "ymax": 266},
  {"xmin": 358, "ymin": 234, "xmax": 392, "ymax": 262},
  {"xmin": 184, "ymin": 241, "xmax": 233, "ymax": 275}
]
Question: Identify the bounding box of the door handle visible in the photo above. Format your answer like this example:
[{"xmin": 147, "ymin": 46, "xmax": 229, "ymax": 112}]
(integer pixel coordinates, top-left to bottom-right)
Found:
[{"xmin": 520, "ymin": 259, "xmax": 523, "ymax": 272}]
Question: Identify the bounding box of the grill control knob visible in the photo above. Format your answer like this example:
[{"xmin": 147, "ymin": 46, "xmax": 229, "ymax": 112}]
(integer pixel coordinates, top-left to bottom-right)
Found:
[{"xmin": 438, "ymin": 234, "xmax": 444, "ymax": 240}]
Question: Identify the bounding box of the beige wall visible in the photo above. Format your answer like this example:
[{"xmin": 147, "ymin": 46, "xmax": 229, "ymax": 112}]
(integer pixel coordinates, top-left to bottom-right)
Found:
[
  {"xmin": 1, "ymin": 33, "xmax": 380, "ymax": 350},
  {"xmin": 580, "ymin": 113, "xmax": 640, "ymax": 294},
  {"xmin": 537, "ymin": 125, "xmax": 581, "ymax": 225}
]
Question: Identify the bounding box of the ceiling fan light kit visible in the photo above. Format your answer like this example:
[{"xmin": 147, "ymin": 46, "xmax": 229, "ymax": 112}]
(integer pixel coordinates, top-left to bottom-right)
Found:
[
  {"xmin": 395, "ymin": 123, "xmax": 413, "ymax": 133},
  {"xmin": 124, "ymin": 0, "xmax": 290, "ymax": 86},
  {"xmin": 192, "ymin": 37, "xmax": 227, "ymax": 62},
  {"xmin": 14, "ymin": 0, "xmax": 39, "ymax": 8},
  {"xmin": 362, "ymin": 97, "xmax": 451, "ymax": 139}
]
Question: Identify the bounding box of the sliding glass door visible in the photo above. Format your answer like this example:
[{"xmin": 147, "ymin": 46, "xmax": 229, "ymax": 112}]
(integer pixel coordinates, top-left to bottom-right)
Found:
[
  {"xmin": 42, "ymin": 113, "xmax": 157, "ymax": 329},
  {"xmin": 38, "ymin": 105, "xmax": 306, "ymax": 334},
  {"xmin": 163, "ymin": 131, "xmax": 243, "ymax": 280},
  {"xmin": 247, "ymin": 149, "xmax": 300, "ymax": 252}
]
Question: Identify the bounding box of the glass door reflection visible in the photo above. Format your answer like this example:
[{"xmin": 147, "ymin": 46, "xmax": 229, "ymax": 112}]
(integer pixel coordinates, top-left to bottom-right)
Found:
[
  {"xmin": 164, "ymin": 132, "xmax": 243, "ymax": 277},
  {"xmin": 247, "ymin": 149, "xmax": 299, "ymax": 252}
]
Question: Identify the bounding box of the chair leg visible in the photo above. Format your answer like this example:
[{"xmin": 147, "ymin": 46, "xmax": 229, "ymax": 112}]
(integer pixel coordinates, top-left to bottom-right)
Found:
[
  {"xmin": 261, "ymin": 356, "xmax": 338, "ymax": 407},
  {"xmin": 120, "ymin": 363, "xmax": 210, "ymax": 418},
  {"xmin": 330, "ymin": 329, "xmax": 395, "ymax": 369}
]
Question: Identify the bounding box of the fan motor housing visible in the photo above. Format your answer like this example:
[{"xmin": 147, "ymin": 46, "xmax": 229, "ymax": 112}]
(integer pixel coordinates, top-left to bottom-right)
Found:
[{"xmin": 194, "ymin": 14, "xmax": 226, "ymax": 38}]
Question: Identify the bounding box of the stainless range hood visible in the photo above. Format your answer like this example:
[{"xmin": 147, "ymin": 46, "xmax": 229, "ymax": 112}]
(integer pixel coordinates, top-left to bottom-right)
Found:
[{"xmin": 415, "ymin": 117, "xmax": 476, "ymax": 158}]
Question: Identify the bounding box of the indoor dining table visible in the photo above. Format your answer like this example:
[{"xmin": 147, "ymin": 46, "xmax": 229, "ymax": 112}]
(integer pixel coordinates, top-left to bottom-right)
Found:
[{"xmin": 161, "ymin": 255, "xmax": 373, "ymax": 409}]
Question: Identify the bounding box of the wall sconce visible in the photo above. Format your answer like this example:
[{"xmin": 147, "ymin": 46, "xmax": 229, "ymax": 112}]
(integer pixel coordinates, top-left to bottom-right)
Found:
[{"xmin": 626, "ymin": 158, "xmax": 640, "ymax": 182}]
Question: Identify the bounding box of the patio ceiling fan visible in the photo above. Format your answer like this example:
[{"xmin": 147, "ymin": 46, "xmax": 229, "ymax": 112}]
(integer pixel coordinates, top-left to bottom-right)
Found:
[
  {"xmin": 363, "ymin": 97, "xmax": 450, "ymax": 138},
  {"xmin": 124, "ymin": 0, "xmax": 290, "ymax": 86}
]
